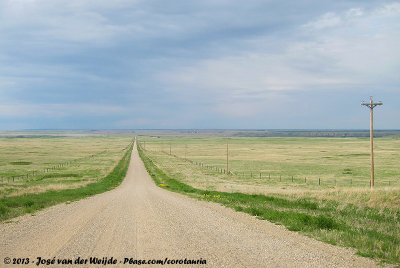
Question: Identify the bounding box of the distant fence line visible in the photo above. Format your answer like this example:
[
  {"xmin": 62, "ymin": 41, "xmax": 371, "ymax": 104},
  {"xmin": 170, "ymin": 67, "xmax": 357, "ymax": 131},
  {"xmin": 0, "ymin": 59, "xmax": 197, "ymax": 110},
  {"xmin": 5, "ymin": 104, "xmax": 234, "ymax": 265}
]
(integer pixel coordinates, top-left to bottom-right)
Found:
[
  {"xmin": 138, "ymin": 141, "xmax": 397, "ymax": 188},
  {"xmin": 0, "ymin": 141, "xmax": 133, "ymax": 184}
]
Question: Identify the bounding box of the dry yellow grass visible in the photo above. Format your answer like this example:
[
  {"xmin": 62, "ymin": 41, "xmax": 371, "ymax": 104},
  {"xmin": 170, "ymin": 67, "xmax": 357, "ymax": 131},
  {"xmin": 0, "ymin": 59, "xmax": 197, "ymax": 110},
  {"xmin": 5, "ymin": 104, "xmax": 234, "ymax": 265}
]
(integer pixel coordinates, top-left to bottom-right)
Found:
[
  {"xmin": 141, "ymin": 136, "xmax": 400, "ymax": 210},
  {"xmin": 5, "ymin": 182, "xmax": 93, "ymax": 197},
  {"xmin": 0, "ymin": 134, "xmax": 132, "ymax": 198}
]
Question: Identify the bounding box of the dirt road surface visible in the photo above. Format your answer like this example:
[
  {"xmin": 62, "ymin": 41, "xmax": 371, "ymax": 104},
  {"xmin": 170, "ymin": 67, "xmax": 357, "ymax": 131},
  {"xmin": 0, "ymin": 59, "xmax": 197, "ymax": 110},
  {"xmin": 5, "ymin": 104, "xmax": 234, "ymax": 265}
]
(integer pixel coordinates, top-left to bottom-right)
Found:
[{"xmin": 1, "ymin": 143, "xmax": 378, "ymax": 267}]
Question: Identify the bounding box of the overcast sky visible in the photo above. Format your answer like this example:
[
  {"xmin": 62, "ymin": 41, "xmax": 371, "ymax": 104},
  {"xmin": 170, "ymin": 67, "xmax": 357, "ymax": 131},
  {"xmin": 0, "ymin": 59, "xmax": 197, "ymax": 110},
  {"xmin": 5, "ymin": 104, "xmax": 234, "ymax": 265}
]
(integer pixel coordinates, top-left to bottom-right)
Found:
[{"xmin": 0, "ymin": 0, "xmax": 399, "ymax": 130}]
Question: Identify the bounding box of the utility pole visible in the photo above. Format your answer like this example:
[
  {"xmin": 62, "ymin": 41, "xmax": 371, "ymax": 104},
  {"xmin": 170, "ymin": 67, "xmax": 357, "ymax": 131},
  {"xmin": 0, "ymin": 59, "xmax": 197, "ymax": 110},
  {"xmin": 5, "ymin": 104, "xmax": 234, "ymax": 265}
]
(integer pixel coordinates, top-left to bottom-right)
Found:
[
  {"xmin": 226, "ymin": 138, "xmax": 229, "ymax": 175},
  {"xmin": 361, "ymin": 96, "xmax": 383, "ymax": 188}
]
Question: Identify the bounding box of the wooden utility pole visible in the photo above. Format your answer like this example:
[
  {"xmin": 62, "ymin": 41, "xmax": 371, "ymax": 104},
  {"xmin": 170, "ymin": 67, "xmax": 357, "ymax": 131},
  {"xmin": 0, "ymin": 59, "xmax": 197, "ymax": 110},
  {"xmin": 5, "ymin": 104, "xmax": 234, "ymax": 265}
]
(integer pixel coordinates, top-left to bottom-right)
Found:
[
  {"xmin": 226, "ymin": 138, "xmax": 229, "ymax": 175},
  {"xmin": 361, "ymin": 96, "xmax": 383, "ymax": 188}
]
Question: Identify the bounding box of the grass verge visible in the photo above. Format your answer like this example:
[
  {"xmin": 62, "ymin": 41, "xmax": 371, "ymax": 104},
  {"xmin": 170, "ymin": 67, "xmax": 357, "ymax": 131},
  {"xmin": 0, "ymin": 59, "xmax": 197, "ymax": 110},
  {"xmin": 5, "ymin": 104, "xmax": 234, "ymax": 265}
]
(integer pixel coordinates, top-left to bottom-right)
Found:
[
  {"xmin": 0, "ymin": 143, "xmax": 133, "ymax": 221},
  {"xmin": 139, "ymin": 145, "xmax": 400, "ymax": 265}
]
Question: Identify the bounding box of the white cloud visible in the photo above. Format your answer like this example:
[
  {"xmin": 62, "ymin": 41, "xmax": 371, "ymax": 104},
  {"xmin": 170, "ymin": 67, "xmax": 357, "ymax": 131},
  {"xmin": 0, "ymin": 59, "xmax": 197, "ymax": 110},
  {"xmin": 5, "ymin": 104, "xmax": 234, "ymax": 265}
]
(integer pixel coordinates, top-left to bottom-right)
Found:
[
  {"xmin": 345, "ymin": 8, "xmax": 364, "ymax": 18},
  {"xmin": 300, "ymin": 3, "xmax": 400, "ymax": 82},
  {"xmin": 213, "ymin": 91, "xmax": 294, "ymax": 118},
  {"xmin": 374, "ymin": 2, "xmax": 400, "ymax": 16},
  {"xmin": 303, "ymin": 7, "xmax": 366, "ymax": 31},
  {"xmin": 303, "ymin": 12, "xmax": 343, "ymax": 30},
  {"xmin": 154, "ymin": 2, "xmax": 400, "ymax": 122},
  {"xmin": 160, "ymin": 2, "xmax": 400, "ymax": 95},
  {"xmin": 0, "ymin": 0, "xmax": 398, "ymax": 128},
  {"xmin": 0, "ymin": 103, "xmax": 127, "ymax": 118},
  {"xmin": 0, "ymin": 0, "xmax": 140, "ymax": 45},
  {"xmin": 160, "ymin": 52, "xmax": 348, "ymax": 97}
]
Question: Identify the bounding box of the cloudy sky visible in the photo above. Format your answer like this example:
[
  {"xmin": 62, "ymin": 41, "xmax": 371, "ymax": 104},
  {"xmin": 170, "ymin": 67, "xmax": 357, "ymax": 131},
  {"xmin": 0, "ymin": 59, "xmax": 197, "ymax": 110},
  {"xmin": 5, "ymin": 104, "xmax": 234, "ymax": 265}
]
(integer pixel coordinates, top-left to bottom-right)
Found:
[{"xmin": 0, "ymin": 0, "xmax": 399, "ymax": 130}]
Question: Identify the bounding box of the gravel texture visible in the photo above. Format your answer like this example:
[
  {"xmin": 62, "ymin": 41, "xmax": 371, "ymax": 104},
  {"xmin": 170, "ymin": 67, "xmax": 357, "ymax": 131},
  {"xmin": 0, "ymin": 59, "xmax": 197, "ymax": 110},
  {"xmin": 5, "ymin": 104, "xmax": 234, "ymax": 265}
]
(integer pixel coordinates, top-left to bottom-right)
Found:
[{"xmin": 0, "ymin": 142, "xmax": 379, "ymax": 267}]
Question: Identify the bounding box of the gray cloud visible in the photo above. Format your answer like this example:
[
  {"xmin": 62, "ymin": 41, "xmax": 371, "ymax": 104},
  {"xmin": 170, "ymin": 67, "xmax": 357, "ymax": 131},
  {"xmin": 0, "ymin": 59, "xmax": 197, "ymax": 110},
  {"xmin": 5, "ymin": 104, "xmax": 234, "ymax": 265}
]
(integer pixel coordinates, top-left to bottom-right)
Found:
[{"xmin": 0, "ymin": 0, "xmax": 398, "ymax": 129}]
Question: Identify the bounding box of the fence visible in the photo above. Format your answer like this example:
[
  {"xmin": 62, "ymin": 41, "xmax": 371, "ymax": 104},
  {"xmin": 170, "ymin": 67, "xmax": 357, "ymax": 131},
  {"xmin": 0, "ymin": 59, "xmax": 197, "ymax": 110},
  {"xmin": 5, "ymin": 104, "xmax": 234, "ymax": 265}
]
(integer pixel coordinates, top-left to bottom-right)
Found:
[
  {"xmin": 138, "ymin": 141, "xmax": 397, "ymax": 188},
  {"xmin": 0, "ymin": 141, "xmax": 133, "ymax": 184}
]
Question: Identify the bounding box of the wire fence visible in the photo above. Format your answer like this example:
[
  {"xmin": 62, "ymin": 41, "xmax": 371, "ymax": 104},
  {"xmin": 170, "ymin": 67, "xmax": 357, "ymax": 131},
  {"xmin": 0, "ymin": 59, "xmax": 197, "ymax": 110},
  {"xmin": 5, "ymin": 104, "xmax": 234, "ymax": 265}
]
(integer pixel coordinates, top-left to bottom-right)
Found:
[
  {"xmin": 138, "ymin": 142, "xmax": 398, "ymax": 188},
  {"xmin": 0, "ymin": 141, "xmax": 133, "ymax": 184}
]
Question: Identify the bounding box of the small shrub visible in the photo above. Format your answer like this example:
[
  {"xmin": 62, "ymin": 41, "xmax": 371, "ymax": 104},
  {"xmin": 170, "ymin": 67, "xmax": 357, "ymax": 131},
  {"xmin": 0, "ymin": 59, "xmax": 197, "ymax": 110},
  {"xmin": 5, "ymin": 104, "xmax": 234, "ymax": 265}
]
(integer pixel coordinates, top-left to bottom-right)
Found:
[
  {"xmin": 314, "ymin": 215, "xmax": 338, "ymax": 230},
  {"xmin": 23, "ymin": 200, "xmax": 34, "ymax": 207}
]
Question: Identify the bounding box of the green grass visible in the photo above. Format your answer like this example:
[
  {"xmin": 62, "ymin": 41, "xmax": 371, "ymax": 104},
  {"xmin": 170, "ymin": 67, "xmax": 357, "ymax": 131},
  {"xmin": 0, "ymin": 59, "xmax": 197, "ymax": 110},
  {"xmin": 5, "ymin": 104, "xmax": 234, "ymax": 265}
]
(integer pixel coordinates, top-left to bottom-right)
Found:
[
  {"xmin": 9, "ymin": 161, "xmax": 32, "ymax": 166},
  {"xmin": 0, "ymin": 135, "xmax": 132, "ymax": 197},
  {"xmin": 139, "ymin": 144, "xmax": 400, "ymax": 265},
  {"xmin": 0, "ymin": 143, "xmax": 133, "ymax": 221},
  {"xmin": 138, "ymin": 136, "xmax": 400, "ymax": 189},
  {"xmin": 37, "ymin": 173, "xmax": 81, "ymax": 180},
  {"xmin": 139, "ymin": 136, "xmax": 400, "ymax": 211}
]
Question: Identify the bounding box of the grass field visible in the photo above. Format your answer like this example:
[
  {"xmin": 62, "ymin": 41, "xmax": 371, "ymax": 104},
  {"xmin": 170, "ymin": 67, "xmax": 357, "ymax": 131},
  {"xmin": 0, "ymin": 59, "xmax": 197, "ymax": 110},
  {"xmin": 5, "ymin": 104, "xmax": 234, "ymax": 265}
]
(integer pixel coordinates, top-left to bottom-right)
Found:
[
  {"xmin": 138, "ymin": 136, "xmax": 400, "ymax": 264},
  {"xmin": 138, "ymin": 136, "xmax": 400, "ymax": 209},
  {"xmin": 0, "ymin": 134, "xmax": 133, "ymax": 198},
  {"xmin": 0, "ymin": 142, "xmax": 133, "ymax": 221},
  {"xmin": 0, "ymin": 132, "xmax": 133, "ymax": 220}
]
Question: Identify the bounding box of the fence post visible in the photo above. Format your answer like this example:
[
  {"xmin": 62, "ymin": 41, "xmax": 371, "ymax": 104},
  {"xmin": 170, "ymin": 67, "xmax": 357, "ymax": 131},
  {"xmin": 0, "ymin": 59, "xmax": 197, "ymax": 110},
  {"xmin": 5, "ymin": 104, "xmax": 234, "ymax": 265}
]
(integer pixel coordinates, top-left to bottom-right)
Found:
[
  {"xmin": 319, "ymin": 178, "xmax": 321, "ymax": 185},
  {"xmin": 305, "ymin": 177, "xmax": 306, "ymax": 183},
  {"xmin": 291, "ymin": 176, "xmax": 293, "ymax": 182},
  {"xmin": 260, "ymin": 173, "xmax": 261, "ymax": 179}
]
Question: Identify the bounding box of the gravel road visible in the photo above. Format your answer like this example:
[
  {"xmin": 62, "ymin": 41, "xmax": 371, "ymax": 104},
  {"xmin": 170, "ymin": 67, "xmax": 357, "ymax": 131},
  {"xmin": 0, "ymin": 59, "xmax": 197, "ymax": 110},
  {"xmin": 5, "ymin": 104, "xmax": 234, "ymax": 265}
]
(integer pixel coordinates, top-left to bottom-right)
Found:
[{"xmin": 0, "ymin": 142, "xmax": 378, "ymax": 267}]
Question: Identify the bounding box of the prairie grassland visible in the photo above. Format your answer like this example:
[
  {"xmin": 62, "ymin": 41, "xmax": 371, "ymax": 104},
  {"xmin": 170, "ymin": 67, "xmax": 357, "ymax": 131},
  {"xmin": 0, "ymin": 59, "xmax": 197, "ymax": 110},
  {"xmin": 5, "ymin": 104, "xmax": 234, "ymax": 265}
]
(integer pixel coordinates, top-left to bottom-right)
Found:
[
  {"xmin": 139, "ymin": 136, "xmax": 400, "ymax": 209},
  {"xmin": 138, "ymin": 138, "xmax": 400, "ymax": 264},
  {"xmin": 0, "ymin": 134, "xmax": 132, "ymax": 198},
  {"xmin": 0, "ymin": 141, "xmax": 133, "ymax": 221}
]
